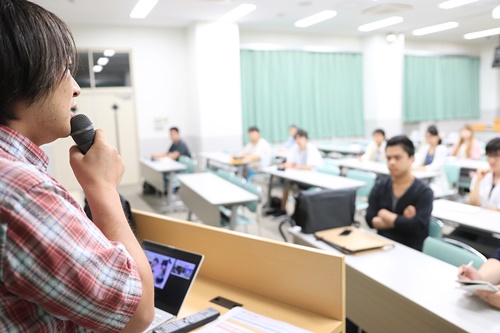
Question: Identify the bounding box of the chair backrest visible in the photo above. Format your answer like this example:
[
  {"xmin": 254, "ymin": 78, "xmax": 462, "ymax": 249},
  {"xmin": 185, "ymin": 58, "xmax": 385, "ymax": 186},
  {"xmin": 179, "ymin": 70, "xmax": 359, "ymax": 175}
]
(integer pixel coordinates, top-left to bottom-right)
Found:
[
  {"xmin": 346, "ymin": 170, "xmax": 377, "ymax": 198},
  {"xmin": 240, "ymin": 181, "xmax": 262, "ymax": 212},
  {"xmin": 444, "ymin": 163, "xmax": 460, "ymax": 187},
  {"xmin": 422, "ymin": 237, "xmax": 486, "ymax": 269},
  {"xmin": 428, "ymin": 218, "xmax": 444, "ymax": 239},
  {"xmin": 215, "ymin": 168, "xmax": 235, "ymax": 181},
  {"xmin": 179, "ymin": 155, "xmax": 197, "ymax": 174},
  {"xmin": 316, "ymin": 164, "xmax": 341, "ymax": 176}
]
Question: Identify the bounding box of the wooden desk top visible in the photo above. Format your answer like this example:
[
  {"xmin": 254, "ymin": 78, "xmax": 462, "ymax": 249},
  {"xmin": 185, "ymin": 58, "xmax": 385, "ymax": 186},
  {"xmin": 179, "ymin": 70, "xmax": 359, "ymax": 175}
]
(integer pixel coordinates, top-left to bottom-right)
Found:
[
  {"xmin": 199, "ymin": 151, "xmax": 252, "ymax": 166},
  {"xmin": 263, "ymin": 165, "xmax": 366, "ymax": 190},
  {"xmin": 181, "ymin": 276, "xmax": 343, "ymax": 333},
  {"xmin": 177, "ymin": 172, "xmax": 258, "ymax": 206},
  {"xmin": 432, "ymin": 199, "xmax": 500, "ymax": 235}
]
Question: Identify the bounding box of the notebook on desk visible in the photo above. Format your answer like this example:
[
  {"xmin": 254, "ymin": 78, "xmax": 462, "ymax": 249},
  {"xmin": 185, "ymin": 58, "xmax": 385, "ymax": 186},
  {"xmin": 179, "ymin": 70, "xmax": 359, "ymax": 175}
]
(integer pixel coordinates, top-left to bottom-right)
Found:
[
  {"xmin": 315, "ymin": 226, "xmax": 394, "ymax": 254},
  {"xmin": 141, "ymin": 240, "xmax": 204, "ymax": 333}
]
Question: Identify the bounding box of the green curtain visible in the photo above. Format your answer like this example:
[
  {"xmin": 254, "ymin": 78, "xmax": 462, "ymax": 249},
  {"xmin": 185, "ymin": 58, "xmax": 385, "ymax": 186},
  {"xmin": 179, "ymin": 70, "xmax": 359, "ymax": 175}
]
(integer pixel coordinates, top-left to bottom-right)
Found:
[
  {"xmin": 240, "ymin": 50, "xmax": 364, "ymax": 143},
  {"xmin": 404, "ymin": 55, "xmax": 480, "ymax": 122}
]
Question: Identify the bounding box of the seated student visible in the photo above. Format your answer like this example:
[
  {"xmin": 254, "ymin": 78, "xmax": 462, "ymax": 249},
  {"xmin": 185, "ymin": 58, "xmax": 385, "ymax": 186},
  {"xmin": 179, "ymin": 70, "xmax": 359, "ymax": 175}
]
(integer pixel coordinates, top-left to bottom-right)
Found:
[
  {"xmin": 450, "ymin": 124, "xmax": 482, "ymax": 160},
  {"xmin": 470, "ymin": 138, "xmax": 500, "ymax": 209},
  {"xmin": 361, "ymin": 128, "xmax": 387, "ymax": 162},
  {"xmin": 366, "ymin": 135, "xmax": 434, "ymax": 251},
  {"xmin": 458, "ymin": 252, "xmax": 500, "ymax": 309},
  {"xmin": 276, "ymin": 129, "xmax": 323, "ymax": 216},
  {"xmin": 152, "ymin": 127, "xmax": 191, "ymax": 161},
  {"xmin": 241, "ymin": 126, "xmax": 271, "ymax": 181},
  {"xmin": 448, "ymin": 138, "xmax": 500, "ymax": 256},
  {"xmin": 412, "ymin": 125, "xmax": 449, "ymax": 194},
  {"xmin": 283, "ymin": 124, "xmax": 299, "ymax": 149}
]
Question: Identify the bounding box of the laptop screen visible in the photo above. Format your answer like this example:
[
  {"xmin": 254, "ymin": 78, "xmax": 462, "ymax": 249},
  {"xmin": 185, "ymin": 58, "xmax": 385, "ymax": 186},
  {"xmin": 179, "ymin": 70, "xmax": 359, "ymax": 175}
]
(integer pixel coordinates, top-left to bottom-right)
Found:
[{"xmin": 142, "ymin": 240, "xmax": 204, "ymax": 316}]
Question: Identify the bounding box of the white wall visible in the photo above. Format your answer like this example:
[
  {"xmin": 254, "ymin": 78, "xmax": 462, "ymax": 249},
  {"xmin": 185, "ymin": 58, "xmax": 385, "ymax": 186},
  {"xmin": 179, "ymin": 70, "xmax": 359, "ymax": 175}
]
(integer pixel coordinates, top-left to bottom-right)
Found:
[{"xmin": 71, "ymin": 25, "xmax": 191, "ymax": 157}]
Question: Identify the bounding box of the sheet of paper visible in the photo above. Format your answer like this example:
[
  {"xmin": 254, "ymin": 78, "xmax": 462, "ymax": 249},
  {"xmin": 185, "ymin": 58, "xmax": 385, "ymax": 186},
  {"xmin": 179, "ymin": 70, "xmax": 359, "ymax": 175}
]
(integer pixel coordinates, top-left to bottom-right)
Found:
[{"xmin": 196, "ymin": 307, "xmax": 314, "ymax": 333}]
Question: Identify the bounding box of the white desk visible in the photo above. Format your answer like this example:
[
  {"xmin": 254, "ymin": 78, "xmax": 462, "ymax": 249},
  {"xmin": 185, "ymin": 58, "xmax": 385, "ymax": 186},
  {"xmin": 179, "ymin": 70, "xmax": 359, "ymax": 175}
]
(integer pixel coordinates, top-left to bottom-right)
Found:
[
  {"xmin": 199, "ymin": 151, "xmax": 252, "ymax": 176},
  {"xmin": 316, "ymin": 143, "xmax": 365, "ymax": 157},
  {"xmin": 263, "ymin": 166, "xmax": 366, "ymax": 209},
  {"xmin": 177, "ymin": 172, "xmax": 258, "ymax": 230},
  {"xmin": 140, "ymin": 157, "xmax": 187, "ymax": 209},
  {"xmin": 445, "ymin": 157, "xmax": 489, "ymax": 172},
  {"xmin": 432, "ymin": 199, "xmax": 500, "ymax": 235},
  {"xmin": 335, "ymin": 158, "xmax": 440, "ymax": 181},
  {"xmin": 289, "ymin": 227, "xmax": 500, "ymax": 333}
]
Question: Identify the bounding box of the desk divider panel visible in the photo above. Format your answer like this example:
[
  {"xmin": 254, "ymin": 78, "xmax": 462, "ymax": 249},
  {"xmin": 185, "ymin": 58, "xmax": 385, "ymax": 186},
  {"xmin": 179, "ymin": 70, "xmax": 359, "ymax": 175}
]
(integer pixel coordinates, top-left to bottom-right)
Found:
[{"xmin": 133, "ymin": 209, "xmax": 345, "ymax": 325}]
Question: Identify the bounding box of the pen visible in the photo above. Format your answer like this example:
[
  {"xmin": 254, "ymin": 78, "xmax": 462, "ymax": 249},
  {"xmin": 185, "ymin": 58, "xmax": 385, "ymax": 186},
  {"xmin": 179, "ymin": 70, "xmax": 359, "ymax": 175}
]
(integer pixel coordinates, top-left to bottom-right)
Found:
[{"xmin": 460, "ymin": 260, "xmax": 474, "ymax": 276}]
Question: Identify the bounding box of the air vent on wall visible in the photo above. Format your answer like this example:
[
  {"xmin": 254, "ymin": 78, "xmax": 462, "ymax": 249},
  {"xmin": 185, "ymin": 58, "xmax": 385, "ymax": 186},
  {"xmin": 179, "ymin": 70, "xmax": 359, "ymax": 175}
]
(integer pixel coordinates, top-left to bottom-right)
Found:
[{"xmin": 362, "ymin": 3, "xmax": 412, "ymax": 15}]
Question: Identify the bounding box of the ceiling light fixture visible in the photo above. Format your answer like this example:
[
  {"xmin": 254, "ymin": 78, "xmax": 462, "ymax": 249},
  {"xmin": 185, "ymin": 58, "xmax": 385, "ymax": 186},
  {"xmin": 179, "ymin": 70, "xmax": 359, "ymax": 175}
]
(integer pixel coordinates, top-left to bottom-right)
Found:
[
  {"xmin": 493, "ymin": 5, "xmax": 500, "ymax": 19},
  {"xmin": 220, "ymin": 4, "xmax": 257, "ymax": 22},
  {"xmin": 294, "ymin": 10, "xmax": 337, "ymax": 28},
  {"xmin": 464, "ymin": 27, "xmax": 500, "ymax": 40},
  {"xmin": 97, "ymin": 57, "xmax": 109, "ymax": 66},
  {"xmin": 104, "ymin": 49, "xmax": 116, "ymax": 57},
  {"xmin": 412, "ymin": 22, "xmax": 459, "ymax": 36},
  {"xmin": 358, "ymin": 16, "xmax": 403, "ymax": 32},
  {"xmin": 130, "ymin": 0, "xmax": 158, "ymax": 19},
  {"xmin": 438, "ymin": 0, "xmax": 478, "ymax": 10},
  {"xmin": 92, "ymin": 65, "xmax": 103, "ymax": 73}
]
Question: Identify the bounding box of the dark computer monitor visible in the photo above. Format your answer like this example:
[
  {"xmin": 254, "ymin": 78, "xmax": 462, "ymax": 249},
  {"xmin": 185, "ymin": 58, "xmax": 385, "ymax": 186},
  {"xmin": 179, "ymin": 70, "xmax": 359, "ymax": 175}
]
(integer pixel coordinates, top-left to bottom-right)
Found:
[{"xmin": 291, "ymin": 188, "xmax": 356, "ymax": 234}]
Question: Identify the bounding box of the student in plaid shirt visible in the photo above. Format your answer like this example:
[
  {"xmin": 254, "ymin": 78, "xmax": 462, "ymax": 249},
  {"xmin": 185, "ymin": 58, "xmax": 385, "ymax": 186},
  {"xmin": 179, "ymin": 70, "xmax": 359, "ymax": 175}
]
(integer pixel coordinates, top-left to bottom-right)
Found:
[{"xmin": 0, "ymin": 1, "xmax": 154, "ymax": 332}]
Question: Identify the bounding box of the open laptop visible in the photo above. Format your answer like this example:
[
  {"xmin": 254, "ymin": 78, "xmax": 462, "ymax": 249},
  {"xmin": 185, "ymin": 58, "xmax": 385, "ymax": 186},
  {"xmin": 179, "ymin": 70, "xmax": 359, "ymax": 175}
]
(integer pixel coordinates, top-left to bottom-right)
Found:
[{"xmin": 141, "ymin": 240, "xmax": 204, "ymax": 333}]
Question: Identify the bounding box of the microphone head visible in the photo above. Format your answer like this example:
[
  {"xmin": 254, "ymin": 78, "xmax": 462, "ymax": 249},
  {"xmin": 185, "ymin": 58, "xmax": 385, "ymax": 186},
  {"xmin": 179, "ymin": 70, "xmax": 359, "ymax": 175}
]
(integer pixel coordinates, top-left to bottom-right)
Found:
[{"xmin": 70, "ymin": 114, "xmax": 95, "ymax": 154}]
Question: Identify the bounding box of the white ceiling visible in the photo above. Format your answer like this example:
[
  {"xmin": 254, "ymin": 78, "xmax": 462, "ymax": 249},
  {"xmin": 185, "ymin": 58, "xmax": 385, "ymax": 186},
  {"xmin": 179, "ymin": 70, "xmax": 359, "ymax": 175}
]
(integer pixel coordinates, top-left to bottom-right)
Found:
[{"xmin": 32, "ymin": 0, "xmax": 500, "ymax": 43}]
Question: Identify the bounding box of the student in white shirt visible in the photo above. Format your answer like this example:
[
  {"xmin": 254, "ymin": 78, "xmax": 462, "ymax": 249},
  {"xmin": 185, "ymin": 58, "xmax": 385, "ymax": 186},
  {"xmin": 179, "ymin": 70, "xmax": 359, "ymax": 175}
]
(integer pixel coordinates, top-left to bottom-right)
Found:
[
  {"xmin": 448, "ymin": 138, "xmax": 500, "ymax": 257},
  {"xmin": 361, "ymin": 128, "xmax": 386, "ymax": 162},
  {"xmin": 241, "ymin": 126, "xmax": 271, "ymax": 181},
  {"xmin": 276, "ymin": 129, "xmax": 323, "ymax": 216},
  {"xmin": 412, "ymin": 125, "xmax": 449, "ymax": 194},
  {"xmin": 469, "ymin": 138, "xmax": 500, "ymax": 210}
]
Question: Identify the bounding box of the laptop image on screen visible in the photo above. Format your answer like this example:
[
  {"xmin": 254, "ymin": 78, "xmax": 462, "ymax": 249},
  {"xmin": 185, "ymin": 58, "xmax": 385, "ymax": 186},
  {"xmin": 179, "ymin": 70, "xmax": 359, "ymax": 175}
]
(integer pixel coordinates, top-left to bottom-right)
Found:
[{"xmin": 141, "ymin": 240, "xmax": 204, "ymax": 333}]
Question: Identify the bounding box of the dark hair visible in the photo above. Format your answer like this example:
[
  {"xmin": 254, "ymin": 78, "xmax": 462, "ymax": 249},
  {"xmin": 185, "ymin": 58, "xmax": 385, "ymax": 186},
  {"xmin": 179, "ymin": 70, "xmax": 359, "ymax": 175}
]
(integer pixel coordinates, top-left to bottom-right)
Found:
[
  {"xmin": 248, "ymin": 126, "xmax": 259, "ymax": 133},
  {"xmin": 0, "ymin": 0, "xmax": 77, "ymax": 125},
  {"xmin": 485, "ymin": 138, "xmax": 500, "ymax": 155},
  {"xmin": 169, "ymin": 127, "xmax": 179, "ymax": 133},
  {"xmin": 373, "ymin": 129, "xmax": 385, "ymax": 137},
  {"xmin": 427, "ymin": 125, "xmax": 442, "ymax": 145},
  {"xmin": 294, "ymin": 129, "xmax": 308, "ymax": 139},
  {"xmin": 386, "ymin": 135, "xmax": 415, "ymax": 157}
]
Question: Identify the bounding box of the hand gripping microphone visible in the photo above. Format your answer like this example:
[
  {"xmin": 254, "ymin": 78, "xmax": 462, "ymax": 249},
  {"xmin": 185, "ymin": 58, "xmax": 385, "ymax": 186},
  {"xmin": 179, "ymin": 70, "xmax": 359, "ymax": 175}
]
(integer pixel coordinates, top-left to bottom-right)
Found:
[{"xmin": 70, "ymin": 114, "xmax": 95, "ymax": 154}]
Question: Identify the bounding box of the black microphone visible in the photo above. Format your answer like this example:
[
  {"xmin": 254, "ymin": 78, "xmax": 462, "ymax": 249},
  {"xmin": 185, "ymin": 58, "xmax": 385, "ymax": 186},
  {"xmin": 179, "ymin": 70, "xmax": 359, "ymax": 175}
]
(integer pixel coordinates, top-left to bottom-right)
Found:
[{"xmin": 70, "ymin": 114, "xmax": 95, "ymax": 154}]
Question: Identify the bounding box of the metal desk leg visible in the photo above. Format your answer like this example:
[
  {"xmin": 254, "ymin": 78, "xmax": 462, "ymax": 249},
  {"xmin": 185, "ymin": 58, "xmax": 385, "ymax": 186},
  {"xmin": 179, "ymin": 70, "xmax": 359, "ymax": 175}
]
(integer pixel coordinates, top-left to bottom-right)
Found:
[
  {"xmin": 264, "ymin": 174, "xmax": 274, "ymax": 210},
  {"xmin": 229, "ymin": 205, "xmax": 238, "ymax": 230},
  {"xmin": 163, "ymin": 171, "xmax": 175, "ymax": 212}
]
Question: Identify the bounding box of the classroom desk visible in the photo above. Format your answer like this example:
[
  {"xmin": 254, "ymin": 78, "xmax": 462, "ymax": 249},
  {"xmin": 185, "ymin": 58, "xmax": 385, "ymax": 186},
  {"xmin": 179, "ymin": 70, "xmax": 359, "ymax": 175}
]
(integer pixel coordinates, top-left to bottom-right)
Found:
[
  {"xmin": 262, "ymin": 165, "xmax": 366, "ymax": 207},
  {"xmin": 177, "ymin": 172, "xmax": 258, "ymax": 230},
  {"xmin": 335, "ymin": 158, "xmax": 440, "ymax": 180},
  {"xmin": 316, "ymin": 143, "xmax": 365, "ymax": 157},
  {"xmin": 289, "ymin": 226, "xmax": 500, "ymax": 333},
  {"xmin": 140, "ymin": 157, "xmax": 187, "ymax": 209},
  {"xmin": 134, "ymin": 211, "xmax": 346, "ymax": 333},
  {"xmin": 199, "ymin": 151, "xmax": 252, "ymax": 176},
  {"xmin": 432, "ymin": 199, "xmax": 500, "ymax": 235},
  {"xmin": 445, "ymin": 157, "xmax": 489, "ymax": 172}
]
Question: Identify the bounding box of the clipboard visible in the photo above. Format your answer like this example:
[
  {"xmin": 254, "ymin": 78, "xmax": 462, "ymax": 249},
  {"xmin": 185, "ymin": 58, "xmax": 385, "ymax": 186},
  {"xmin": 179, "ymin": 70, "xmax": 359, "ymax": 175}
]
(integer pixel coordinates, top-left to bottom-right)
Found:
[{"xmin": 315, "ymin": 226, "xmax": 394, "ymax": 254}]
